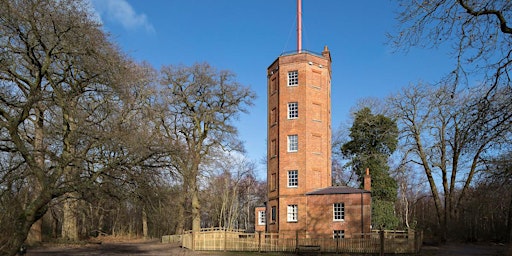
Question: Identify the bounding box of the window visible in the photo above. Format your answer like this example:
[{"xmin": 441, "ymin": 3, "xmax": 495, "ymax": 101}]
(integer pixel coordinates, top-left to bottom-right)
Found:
[
  {"xmin": 288, "ymin": 70, "xmax": 298, "ymax": 86},
  {"xmin": 288, "ymin": 170, "xmax": 298, "ymax": 187},
  {"xmin": 271, "ymin": 206, "xmax": 276, "ymax": 222},
  {"xmin": 288, "ymin": 135, "xmax": 298, "ymax": 152},
  {"xmin": 333, "ymin": 230, "xmax": 345, "ymax": 239},
  {"xmin": 333, "ymin": 203, "xmax": 345, "ymax": 221},
  {"xmin": 287, "ymin": 102, "xmax": 298, "ymax": 119},
  {"xmin": 258, "ymin": 210, "xmax": 266, "ymax": 225},
  {"xmin": 287, "ymin": 205, "xmax": 298, "ymax": 222}
]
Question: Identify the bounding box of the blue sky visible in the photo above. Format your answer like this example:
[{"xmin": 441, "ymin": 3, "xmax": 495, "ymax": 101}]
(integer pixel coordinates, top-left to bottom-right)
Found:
[{"xmin": 89, "ymin": 0, "xmax": 454, "ymax": 179}]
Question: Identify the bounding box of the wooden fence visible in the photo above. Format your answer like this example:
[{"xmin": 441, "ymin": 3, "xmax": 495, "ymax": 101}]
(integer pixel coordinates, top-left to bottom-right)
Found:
[
  {"xmin": 161, "ymin": 234, "xmax": 181, "ymax": 244},
  {"xmin": 167, "ymin": 228, "xmax": 422, "ymax": 254}
]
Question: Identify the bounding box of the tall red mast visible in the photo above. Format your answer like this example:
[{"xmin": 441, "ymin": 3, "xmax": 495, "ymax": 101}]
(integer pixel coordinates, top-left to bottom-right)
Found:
[{"xmin": 297, "ymin": 0, "xmax": 302, "ymax": 53}]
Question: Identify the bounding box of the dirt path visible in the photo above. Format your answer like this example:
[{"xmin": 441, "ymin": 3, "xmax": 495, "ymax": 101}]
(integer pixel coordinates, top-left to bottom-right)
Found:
[{"xmin": 26, "ymin": 240, "xmax": 221, "ymax": 256}]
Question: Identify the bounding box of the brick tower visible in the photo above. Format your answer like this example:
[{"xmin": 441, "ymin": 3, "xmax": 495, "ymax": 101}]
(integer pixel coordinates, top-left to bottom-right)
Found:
[
  {"xmin": 257, "ymin": 0, "xmax": 371, "ymax": 238},
  {"xmin": 266, "ymin": 46, "xmax": 332, "ymax": 235}
]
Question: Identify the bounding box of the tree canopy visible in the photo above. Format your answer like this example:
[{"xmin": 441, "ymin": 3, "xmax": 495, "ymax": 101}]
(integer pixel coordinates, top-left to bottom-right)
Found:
[{"xmin": 342, "ymin": 107, "xmax": 399, "ymax": 229}]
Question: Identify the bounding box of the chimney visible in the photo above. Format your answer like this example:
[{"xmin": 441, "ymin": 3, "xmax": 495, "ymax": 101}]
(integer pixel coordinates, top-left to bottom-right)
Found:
[
  {"xmin": 322, "ymin": 45, "xmax": 331, "ymax": 61},
  {"xmin": 363, "ymin": 168, "xmax": 371, "ymax": 191}
]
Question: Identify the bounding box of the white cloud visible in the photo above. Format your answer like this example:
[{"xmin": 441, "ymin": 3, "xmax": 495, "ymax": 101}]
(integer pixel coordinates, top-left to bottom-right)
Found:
[{"xmin": 90, "ymin": 0, "xmax": 155, "ymax": 33}]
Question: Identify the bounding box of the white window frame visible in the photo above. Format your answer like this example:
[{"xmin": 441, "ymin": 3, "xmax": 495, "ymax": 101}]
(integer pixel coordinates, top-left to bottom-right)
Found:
[
  {"xmin": 271, "ymin": 206, "xmax": 276, "ymax": 222},
  {"xmin": 258, "ymin": 210, "xmax": 266, "ymax": 225},
  {"xmin": 287, "ymin": 170, "xmax": 298, "ymax": 187},
  {"xmin": 333, "ymin": 230, "xmax": 345, "ymax": 239},
  {"xmin": 287, "ymin": 135, "xmax": 298, "ymax": 152},
  {"xmin": 288, "ymin": 70, "xmax": 298, "ymax": 86},
  {"xmin": 287, "ymin": 205, "xmax": 298, "ymax": 222},
  {"xmin": 333, "ymin": 203, "xmax": 345, "ymax": 221},
  {"xmin": 287, "ymin": 102, "xmax": 298, "ymax": 119}
]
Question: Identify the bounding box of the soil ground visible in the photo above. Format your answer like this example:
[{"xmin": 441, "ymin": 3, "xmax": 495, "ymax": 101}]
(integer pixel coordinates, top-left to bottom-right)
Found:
[
  {"xmin": 25, "ymin": 239, "xmax": 510, "ymax": 256},
  {"xmin": 26, "ymin": 239, "xmax": 219, "ymax": 256},
  {"xmin": 420, "ymin": 243, "xmax": 509, "ymax": 256}
]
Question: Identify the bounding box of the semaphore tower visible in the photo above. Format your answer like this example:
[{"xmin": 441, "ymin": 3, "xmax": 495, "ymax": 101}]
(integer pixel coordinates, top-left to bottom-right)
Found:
[
  {"xmin": 266, "ymin": 0, "xmax": 332, "ymax": 235},
  {"xmin": 255, "ymin": 0, "xmax": 370, "ymax": 239}
]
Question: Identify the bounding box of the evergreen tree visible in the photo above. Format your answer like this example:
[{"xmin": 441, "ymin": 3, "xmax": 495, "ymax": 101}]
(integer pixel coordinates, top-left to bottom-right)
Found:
[{"xmin": 342, "ymin": 107, "xmax": 399, "ymax": 229}]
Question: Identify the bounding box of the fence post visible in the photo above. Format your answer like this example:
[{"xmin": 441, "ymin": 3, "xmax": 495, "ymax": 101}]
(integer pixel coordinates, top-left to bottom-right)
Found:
[
  {"xmin": 379, "ymin": 230, "xmax": 384, "ymax": 256},
  {"xmin": 295, "ymin": 230, "xmax": 299, "ymax": 252},
  {"xmin": 258, "ymin": 231, "xmax": 262, "ymax": 253},
  {"xmin": 336, "ymin": 235, "xmax": 339, "ymax": 254},
  {"xmin": 224, "ymin": 228, "xmax": 227, "ymax": 252},
  {"xmin": 415, "ymin": 230, "xmax": 423, "ymax": 255},
  {"xmin": 191, "ymin": 231, "xmax": 195, "ymax": 251},
  {"xmin": 414, "ymin": 230, "xmax": 418, "ymax": 254}
]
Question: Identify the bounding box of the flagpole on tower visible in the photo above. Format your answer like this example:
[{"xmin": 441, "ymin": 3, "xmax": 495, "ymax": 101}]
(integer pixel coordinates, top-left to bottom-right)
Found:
[{"xmin": 297, "ymin": 0, "xmax": 302, "ymax": 53}]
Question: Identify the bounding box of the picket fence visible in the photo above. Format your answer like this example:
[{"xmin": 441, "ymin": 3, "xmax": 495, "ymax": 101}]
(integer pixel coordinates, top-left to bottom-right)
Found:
[{"xmin": 162, "ymin": 228, "xmax": 422, "ymax": 254}]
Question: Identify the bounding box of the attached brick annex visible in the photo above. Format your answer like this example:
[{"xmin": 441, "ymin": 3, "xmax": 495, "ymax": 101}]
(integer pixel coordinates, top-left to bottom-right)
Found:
[{"xmin": 255, "ymin": 47, "xmax": 372, "ymax": 239}]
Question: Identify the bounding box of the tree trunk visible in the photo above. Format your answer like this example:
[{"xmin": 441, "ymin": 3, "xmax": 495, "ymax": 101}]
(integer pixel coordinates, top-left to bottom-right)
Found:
[
  {"xmin": 9, "ymin": 219, "xmax": 35, "ymax": 256},
  {"xmin": 508, "ymin": 188, "xmax": 512, "ymax": 243},
  {"xmin": 7, "ymin": 192, "xmax": 51, "ymax": 256},
  {"xmin": 414, "ymin": 132, "xmax": 446, "ymax": 241},
  {"xmin": 26, "ymin": 220, "xmax": 42, "ymax": 245},
  {"xmin": 175, "ymin": 183, "xmax": 186, "ymax": 234},
  {"xmin": 61, "ymin": 101, "xmax": 80, "ymax": 241},
  {"xmin": 26, "ymin": 107, "xmax": 46, "ymax": 245},
  {"xmin": 98, "ymin": 210, "xmax": 104, "ymax": 237},
  {"xmin": 142, "ymin": 207, "xmax": 148, "ymax": 239},
  {"xmin": 191, "ymin": 181, "xmax": 201, "ymax": 232},
  {"xmin": 62, "ymin": 196, "xmax": 79, "ymax": 241}
]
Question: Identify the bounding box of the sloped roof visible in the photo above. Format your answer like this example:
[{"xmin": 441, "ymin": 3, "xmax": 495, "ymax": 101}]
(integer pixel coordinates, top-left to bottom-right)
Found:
[{"xmin": 306, "ymin": 186, "xmax": 370, "ymax": 195}]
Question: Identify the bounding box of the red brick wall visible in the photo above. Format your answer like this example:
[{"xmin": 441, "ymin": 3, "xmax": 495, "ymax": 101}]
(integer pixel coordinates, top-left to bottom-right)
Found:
[
  {"xmin": 278, "ymin": 195, "xmax": 307, "ymax": 236},
  {"xmin": 266, "ymin": 50, "xmax": 332, "ymax": 234},
  {"xmin": 267, "ymin": 200, "xmax": 278, "ymax": 233},
  {"xmin": 267, "ymin": 49, "xmax": 332, "ymax": 235},
  {"xmin": 306, "ymin": 193, "xmax": 372, "ymax": 238},
  {"xmin": 275, "ymin": 53, "xmax": 332, "ymax": 194}
]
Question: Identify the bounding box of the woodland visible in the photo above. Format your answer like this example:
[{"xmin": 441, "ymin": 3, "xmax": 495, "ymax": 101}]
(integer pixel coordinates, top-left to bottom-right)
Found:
[{"xmin": 1, "ymin": 1, "xmax": 511, "ymax": 256}]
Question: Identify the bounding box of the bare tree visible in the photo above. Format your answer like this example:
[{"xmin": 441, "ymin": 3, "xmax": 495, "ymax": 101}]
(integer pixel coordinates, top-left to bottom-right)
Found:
[
  {"xmin": 394, "ymin": 157, "xmax": 428, "ymax": 230},
  {"xmin": 0, "ymin": 0, "xmax": 164, "ymax": 254},
  {"xmin": 388, "ymin": 83, "xmax": 512, "ymax": 242},
  {"xmin": 200, "ymin": 154, "xmax": 266, "ymax": 231},
  {"xmin": 205, "ymin": 155, "xmax": 255, "ymax": 230},
  {"xmin": 158, "ymin": 63, "xmax": 255, "ymax": 232},
  {"xmin": 480, "ymin": 152, "xmax": 512, "ymax": 242},
  {"xmin": 391, "ymin": 1, "xmax": 512, "ymax": 242},
  {"xmin": 391, "ymin": 0, "xmax": 512, "ymax": 95}
]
